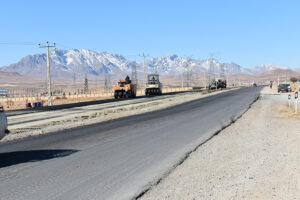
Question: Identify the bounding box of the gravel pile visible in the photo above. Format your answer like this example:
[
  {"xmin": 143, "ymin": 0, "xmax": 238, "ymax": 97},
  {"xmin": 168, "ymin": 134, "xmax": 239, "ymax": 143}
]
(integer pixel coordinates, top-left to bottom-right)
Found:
[{"xmin": 140, "ymin": 87, "xmax": 300, "ymax": 200}]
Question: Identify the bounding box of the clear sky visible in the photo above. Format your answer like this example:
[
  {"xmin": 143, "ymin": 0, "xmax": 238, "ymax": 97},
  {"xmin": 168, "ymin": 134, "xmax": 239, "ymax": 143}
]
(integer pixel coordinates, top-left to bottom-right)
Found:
[{"xmin": 0, "ymin": 0, "xmax": 299, "ymax": 68}]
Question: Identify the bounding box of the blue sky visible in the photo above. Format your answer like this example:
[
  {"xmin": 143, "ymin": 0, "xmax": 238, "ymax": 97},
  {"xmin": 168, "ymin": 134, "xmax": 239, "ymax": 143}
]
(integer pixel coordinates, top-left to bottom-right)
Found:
[{"xmin": 0, "ymin": 0, "xmax": 299, "ymax": 68}]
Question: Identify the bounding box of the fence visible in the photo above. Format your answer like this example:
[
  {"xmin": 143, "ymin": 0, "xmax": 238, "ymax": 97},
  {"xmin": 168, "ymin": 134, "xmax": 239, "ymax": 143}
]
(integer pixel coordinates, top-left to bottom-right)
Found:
[{"xmin": 0, "ymin": 87, "xmax": 193, "ymax": 109}]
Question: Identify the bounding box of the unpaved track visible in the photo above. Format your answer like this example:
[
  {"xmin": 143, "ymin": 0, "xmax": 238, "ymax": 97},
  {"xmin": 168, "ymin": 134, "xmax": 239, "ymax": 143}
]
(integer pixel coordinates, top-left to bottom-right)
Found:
[
  {"xmin": 140, "ymin": 87, "xmax": 300, "ymax": 200},
  {"xmin": 0, "ymin": 87, "xmax": 261, "ymax": 200}
]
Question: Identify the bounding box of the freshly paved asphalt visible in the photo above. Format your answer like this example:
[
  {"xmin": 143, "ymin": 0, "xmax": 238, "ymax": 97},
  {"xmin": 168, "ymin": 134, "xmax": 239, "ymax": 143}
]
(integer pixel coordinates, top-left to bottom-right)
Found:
[{"xmin": 0, "ymin": 87, "xmax": 261, "ymax": 200}]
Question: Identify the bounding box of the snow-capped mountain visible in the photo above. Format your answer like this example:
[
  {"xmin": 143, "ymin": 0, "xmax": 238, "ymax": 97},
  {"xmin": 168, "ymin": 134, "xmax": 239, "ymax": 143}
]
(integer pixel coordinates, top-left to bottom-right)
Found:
[
  {"xmin": 147, "ymin": 55, "xmax": 253, "ymax": 75},
  {"xmin": 0, "ymin": 49, "xmax": 292, "ymax": 79},
  {"xmin": 1, "ymin": 49, "xmax": 133, "ymax": 80},
  {"xmin": 250, "ymin": 64, "xmax": 289, "ymax": 74}
]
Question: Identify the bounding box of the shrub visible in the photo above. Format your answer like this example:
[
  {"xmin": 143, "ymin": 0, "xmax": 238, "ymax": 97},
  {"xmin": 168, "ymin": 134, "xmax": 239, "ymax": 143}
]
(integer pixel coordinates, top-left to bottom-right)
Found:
[{"xmin": 290, "ymin": 77, "xmax": 298, "ymax": 83}]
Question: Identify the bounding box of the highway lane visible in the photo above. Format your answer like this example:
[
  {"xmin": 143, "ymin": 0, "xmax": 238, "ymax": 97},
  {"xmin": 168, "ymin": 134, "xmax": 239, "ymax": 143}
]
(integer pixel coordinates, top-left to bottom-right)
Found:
[{"xmin": 0, "ymin": 87, "xmax": 261, "ymax": 200}]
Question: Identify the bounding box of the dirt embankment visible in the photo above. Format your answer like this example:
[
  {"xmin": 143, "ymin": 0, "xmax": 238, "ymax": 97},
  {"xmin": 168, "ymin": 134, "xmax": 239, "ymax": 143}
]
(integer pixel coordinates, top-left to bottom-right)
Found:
[{"xmin": 140, "ymin": 87, "xmax": 300, "ymax": 200}]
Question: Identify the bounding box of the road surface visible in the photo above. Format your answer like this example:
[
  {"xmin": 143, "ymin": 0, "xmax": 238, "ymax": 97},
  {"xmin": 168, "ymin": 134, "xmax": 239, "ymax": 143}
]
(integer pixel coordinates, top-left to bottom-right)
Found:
[{"xmin": 0, "ymin": 87, "xmax": 261, "ymax": 200}]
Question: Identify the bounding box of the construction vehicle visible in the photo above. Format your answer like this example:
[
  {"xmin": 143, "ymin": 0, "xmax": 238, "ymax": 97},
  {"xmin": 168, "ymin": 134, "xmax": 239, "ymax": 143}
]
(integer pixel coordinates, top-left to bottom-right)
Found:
[
  {"xmin": 114, "ymin": 75, "xmax": 137, "ymax": 99},
  {"xmin": 145, "ymin": 74, "xmax": 162, "ymax": 96},
  {"xmin": 209, "ymin": 78, "xmax": 227, "ymax": 90}
]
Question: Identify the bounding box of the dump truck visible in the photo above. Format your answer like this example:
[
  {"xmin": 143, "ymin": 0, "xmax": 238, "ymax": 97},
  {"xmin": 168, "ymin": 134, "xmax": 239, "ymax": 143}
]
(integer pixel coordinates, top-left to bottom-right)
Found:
[
  {"xmin": 209, "ymin": 78, "xmax": 227, "ymax": 90},
  {"xmin": 114, "ymin": 75, "xmax": 137, "ymax": 99},
  {"xmin": 145, "ymin": 74, "xmax": 162, "ymax": 96}
]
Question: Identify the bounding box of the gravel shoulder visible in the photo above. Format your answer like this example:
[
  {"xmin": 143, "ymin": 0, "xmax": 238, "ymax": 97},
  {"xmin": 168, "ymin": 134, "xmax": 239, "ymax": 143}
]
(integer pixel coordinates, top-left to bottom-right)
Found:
[{"xmin": 140, "ymin": 87, "xmax": 300, "ymax": 200}]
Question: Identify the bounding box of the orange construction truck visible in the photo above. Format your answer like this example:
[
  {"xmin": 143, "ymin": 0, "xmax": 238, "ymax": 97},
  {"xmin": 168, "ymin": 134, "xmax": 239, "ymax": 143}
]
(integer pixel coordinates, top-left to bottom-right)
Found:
[{"xmin": 114, "ymin": 75, "xmax": 137, "ymax": 99}]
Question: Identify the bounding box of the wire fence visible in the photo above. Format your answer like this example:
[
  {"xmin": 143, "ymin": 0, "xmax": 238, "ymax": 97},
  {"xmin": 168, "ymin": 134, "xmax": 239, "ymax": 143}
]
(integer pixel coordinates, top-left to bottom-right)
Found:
[{"xmin": 0, "ymin": 87, "xmax": 193, "ymax": 109}]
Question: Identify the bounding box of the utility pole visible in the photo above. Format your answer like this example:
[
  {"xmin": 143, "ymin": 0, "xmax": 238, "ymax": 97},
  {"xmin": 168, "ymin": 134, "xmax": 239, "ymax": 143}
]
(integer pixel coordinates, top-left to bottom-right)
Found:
[
  {"xmin": 39, "ymin": 41, "xmax": 55, "ymax": 106},
  {"xmin": 95, "ymin": 76, "xmax": 98, "ymax": 90},
  {"xmin": 180, "ymin": 61, "xmax": 184, "ymax": 89},
  {"xmin": 104, "ymin": 74, "xmax": 111, "ymax": 92},
  {"xmin": 203, "ymin": 71, "xmax": 207, "ymax": 89},
  {"xmin": 155, "ymin": 62, "xmax": 159, "ymax": 74},
  {"xmin": 220, "ymin": 63, "xmax": 225, "ymax": 79},
  {"xmin": 73, "ymin": 72, "xmax": 76, "ymax": 88},
  {"xmin": 223, "ymin": 63, "xmax": 229, "ymax": 86},
  {"xmin": 84, "ymin": 74, "xmax": 88, "ymax": 94},
  {"xmin": 139, "ymin": 53, "xmax": 148, "ymax": 88},
  {"xmin": 208, "ymin": 58, "xmax": 212, "ymax": 86},
  {"xmin": 131, "ymin": 61, "xmax": 138, "ymax": 86},
  {"xmin": 182, "ymin": 55, "xmax": 193, "ymax": 89},
  {"xmin": 104, "ymin": 75, "xmax": 107, "ymax": 92}
]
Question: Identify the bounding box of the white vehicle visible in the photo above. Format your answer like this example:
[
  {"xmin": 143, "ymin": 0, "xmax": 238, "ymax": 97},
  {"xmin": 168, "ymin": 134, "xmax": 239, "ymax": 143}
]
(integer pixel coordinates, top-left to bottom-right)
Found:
[
  {"xmin": 0, "ymin": 106, "xmax": 9, "ymax": 140},
  {"xmin": 145, "ymin": 74, "xmax": 162, "ymax": 96}
]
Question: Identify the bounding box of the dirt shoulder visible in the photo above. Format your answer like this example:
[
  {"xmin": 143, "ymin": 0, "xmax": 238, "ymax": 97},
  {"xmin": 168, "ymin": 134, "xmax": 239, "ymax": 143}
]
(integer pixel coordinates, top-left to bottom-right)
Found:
[{"xmin": 140, "ymin": 87, "xmax": 300, "ymax": 200}]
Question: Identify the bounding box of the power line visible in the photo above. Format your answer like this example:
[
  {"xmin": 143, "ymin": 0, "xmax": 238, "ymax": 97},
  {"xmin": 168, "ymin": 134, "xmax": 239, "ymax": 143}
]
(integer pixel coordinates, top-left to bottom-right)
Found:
[
  {"xmin": 0, "ymin": 41, "xmax": 38, "ymax": 46},
  {"xmin": 54, "ymin": 43, "xmax": 74, "ymax": 49}
]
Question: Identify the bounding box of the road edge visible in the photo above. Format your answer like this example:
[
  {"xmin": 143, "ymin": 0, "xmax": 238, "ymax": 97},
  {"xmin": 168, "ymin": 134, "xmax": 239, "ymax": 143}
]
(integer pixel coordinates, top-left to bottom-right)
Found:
[{"xmin": 134, "ymin": 90, "xmax": 261, "ymax": 199}]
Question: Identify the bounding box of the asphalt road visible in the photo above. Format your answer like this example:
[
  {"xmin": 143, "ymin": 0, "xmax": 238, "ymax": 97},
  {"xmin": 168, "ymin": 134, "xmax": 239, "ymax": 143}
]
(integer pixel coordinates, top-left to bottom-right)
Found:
[{"xmin": 0, "ymin": 87, "xmax": 261, "ymax": 200}]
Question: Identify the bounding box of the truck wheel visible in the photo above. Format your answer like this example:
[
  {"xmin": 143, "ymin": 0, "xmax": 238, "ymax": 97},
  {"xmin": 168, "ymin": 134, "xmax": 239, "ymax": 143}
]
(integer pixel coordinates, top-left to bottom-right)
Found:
[{"xmin": 127, "ymin": 91, "xmax": 131, "ymax": 98}]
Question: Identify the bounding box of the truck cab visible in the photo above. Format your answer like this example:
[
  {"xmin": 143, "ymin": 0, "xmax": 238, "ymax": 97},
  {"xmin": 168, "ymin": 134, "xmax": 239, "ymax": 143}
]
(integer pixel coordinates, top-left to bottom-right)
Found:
[
  {"xmin": 209, "ymin": 78, "xmax": 227, "ymax": 90},
  {"xmin": 113, "ymin": 76, "xmax": 137, "ymax": 99},
  {"xmin": 145, "ymin": 74, "xmax": 162, "ymax": 96}
]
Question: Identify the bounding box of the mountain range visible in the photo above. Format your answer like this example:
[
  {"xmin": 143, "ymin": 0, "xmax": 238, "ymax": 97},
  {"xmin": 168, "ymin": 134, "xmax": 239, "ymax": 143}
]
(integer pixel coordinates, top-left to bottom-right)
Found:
[{"xmin": 0, "ymin": 49, "xmax": 293, "ymax": 80}]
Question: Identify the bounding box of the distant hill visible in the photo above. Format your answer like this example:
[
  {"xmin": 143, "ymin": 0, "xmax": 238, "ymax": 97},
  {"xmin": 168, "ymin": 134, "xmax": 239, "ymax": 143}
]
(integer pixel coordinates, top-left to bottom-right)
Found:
[
  {"xmin": 228, "ymin": 68, "xmax": 300, "ymax": 83},
  {"xmin": 0, "ymin": 71, "xmax": 45, "ymax": 86},
  {"xmin": 0, "ymin": 71, "xmax": 22, "ymax": 82},
  {"xmin": 256, "ymin": 68, "xmax": 300, "ymax": 81}
]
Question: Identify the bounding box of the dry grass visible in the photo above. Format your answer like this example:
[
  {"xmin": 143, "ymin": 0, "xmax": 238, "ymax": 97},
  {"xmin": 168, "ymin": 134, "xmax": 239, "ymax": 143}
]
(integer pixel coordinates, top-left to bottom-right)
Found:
[
  {"xmin": 291, "ymin": 82, "xmax": 299, "ymax": 91},
  {"xmin": 277, "ymin": 104, "xmax": 300, "ymax": 119}
]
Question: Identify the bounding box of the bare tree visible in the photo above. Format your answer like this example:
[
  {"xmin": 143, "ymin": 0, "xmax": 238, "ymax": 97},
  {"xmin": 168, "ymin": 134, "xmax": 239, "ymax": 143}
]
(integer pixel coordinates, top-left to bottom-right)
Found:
[{"xmin": 290, "ymin": 77, "xmax": 298, "ymax": 83}]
